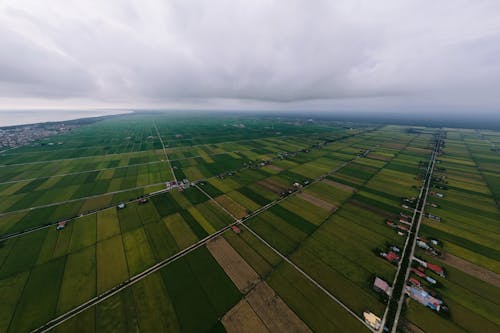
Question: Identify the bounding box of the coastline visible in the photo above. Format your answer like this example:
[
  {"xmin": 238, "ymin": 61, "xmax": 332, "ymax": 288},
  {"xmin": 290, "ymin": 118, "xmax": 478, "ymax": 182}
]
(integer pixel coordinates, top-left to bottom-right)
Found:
[{"xmin": 0, "ymin": 109, "xmax": 133, "ymax": 128}]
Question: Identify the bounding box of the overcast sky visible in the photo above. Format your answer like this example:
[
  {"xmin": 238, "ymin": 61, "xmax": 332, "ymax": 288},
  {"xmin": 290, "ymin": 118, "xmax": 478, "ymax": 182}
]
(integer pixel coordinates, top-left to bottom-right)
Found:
[{"xmin": 1, "ymin": 0, "xmax": 500, "ymax": 113}]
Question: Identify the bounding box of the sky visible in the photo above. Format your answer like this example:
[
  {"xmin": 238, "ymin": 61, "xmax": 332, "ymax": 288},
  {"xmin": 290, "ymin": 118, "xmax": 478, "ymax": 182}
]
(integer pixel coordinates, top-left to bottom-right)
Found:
[{"xmin": 1, "ymin": 0, "xmax": 500, "ymax": 114}]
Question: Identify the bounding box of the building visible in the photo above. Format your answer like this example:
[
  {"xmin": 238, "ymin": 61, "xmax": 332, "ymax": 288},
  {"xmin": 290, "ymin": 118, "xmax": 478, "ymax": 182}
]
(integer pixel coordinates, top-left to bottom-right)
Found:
[
  {"xmin": 373, "ymin": 277, "xmax": 392, "ymax": 296},
  {"xmin": 56, "ymin": 221, "xmax": 67, "ymax": 230},
  {"xmin": 405, "ymin": 286, "xmax": 443, "ymax": 311},
  {"xmin": 363, "ymin": 311, "xmax": 381, "ymax": 330},
  {"xmin": 381, "ymin": 251, "xmax": 399, "ymax": 263},
  {"xmin": 427, "ymin": 263, "xmax": 445, "ymax": 277}
]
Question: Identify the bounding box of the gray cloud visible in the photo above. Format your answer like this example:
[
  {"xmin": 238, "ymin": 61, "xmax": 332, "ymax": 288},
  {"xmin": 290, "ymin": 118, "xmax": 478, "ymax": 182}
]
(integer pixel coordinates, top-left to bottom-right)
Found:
[{"xmin": 1, "ymin": 0, "xmax": 500, "ymax": 112}]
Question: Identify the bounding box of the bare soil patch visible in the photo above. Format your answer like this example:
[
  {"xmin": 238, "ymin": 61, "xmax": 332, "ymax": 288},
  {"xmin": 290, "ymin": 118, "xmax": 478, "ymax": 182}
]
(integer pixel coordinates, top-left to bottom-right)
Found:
[
  {"xmin": 264, "ymin": 164, "xmax": 283, "ymax": 172},
  {"xmin": 246, "ymin": 282, "xmax": 312, "ymax": 333},
  {"xmin": 215, "ymin": 195, "xmax": 248, "ymax": 219},
  {"xmin": 367, "ymin": 153, "xmax": 391, "ymax": 161},
  {"xmin": 207, "ymin": 236, "xmax": 260, "ymax": 293},
  {"xmin": 402, "ymin": 320, "xmax": 426, "ymax": 333},
  {"xmin": 437, "ymin": 253, "xmax": 500, "ymax": 287},
  {"xmin": 257, "ymin": 179, "xmax": 287, "ymax": 194},
  {"xmin": 222, "ymin": 299, "xmax": 270, "ymax": 333},
  {"xmin": 298, "ymin": 192, "xmax": 336, "ymax": 212},
  {"xmin": 322, "ymin": 179, "xmax": 356, "ymax": 193},
  {"xmin": 350, "ymin": 199, "xmax": 393, "ymax": 218}
]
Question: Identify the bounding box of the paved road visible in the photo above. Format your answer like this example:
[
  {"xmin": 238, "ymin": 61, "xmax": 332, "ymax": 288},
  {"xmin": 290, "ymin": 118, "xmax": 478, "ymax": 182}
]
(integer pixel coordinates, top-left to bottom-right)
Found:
[{"xmin": 380, "ymin": 132, "xmax": 443, "ymax": 333}]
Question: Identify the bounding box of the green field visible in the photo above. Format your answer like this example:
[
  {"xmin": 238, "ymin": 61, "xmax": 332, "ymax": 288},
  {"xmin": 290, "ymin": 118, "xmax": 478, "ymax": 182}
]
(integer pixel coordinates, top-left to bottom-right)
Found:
[{"xmin": 0, "ymin": 113, "xmax": 498, "ymax": 332}]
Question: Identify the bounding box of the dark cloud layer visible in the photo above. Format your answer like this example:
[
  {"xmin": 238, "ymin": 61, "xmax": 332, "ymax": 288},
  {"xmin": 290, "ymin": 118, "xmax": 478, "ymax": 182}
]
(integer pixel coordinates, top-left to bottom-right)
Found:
[{"xmin": 1, "ymin": 0, "xmax": 500, "ymax": 112}]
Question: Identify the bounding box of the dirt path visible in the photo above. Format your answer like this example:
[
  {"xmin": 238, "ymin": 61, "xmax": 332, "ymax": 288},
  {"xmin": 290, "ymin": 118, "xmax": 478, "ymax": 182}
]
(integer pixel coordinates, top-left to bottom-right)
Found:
[
  {"xmin": 437, "ymin": 253, "xmax": 500, "ymax": 287},
  {"xmin": 207, "ymin": 236, "xmax": 260, "ymax": 293},
  {"xmin": 297, "ymin": 192, "xmax": 336, "ymax": 212}
]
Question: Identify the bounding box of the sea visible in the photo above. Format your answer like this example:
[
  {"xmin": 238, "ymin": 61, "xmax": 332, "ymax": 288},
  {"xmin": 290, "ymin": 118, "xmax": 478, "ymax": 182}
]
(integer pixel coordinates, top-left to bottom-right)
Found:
[{"xmin": 0, "ymin": 110, "xmax": 132, "ymax": 127}]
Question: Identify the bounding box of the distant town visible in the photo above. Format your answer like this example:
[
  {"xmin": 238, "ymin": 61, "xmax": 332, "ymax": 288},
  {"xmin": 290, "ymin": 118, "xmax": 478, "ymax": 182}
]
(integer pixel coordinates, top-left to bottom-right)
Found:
[{"xmin": 0, "ymin": 116, "xmax": 109, "ymax": 150}]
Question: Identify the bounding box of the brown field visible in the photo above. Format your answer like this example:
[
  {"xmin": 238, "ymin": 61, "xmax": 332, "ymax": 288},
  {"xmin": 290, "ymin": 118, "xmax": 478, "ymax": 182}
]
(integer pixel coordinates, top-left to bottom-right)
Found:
[
  {"xmin": 350, "ymin": 199, "xmax": 394, "ymax": 218},
  {"xmin": 222, "ymin": 300, "xmax": 270, "ymax": 333},
  {"xmin": 246, "ymin": 282, "xmax": 312, "ymax": 333},
  {"xmin": 437, "ymin": 253, "xmax": 500, "ymax": 287},
  {"xmin": 207, "ymin": 236, "xmax": 260, "ymax": 293},
  {"xmin": 215, "ymin": 195, "xmax": 248, "ymax": 219},
  {"xmin": 264, "ymin": 164, "xmax": 284, "ymax": 172},
  {"xmin": 367, "ymin": 153, "xmax": 391, "ymax": 161},
  {"xmin": 257, "ymin": 179, "xmax": 288, "ymax": 194},
  {"xmin": 297, "ymin": 192, "xmax": 336, "ymax": 212},
  {"xmin": 403, "ymin": 320, "xmax": 426, "ymax": 333},
  {"xmin": 322, "ymin": 179, "xmax": 356, "ymax": 192}
]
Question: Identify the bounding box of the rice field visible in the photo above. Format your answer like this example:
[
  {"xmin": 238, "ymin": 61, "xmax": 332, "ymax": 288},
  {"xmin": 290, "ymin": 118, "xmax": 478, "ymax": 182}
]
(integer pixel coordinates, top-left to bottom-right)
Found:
[{"xmin": 0, "ymin": 113, "xmax": 498, "ymax": 332}]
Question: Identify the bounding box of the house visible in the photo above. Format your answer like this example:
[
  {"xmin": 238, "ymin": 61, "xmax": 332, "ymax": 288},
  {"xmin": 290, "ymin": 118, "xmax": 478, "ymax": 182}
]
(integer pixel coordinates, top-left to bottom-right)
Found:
[
  {"xmin": 231, "ymin": 225, "xmax": 241, "ymax": 234},
  {"xmin": 56, "ymin": 221, "xmax": 67, "ymax": 230},
  {"xmin": 409, "ymin": 277, "xmax": 421, "ymax": 287},
  {"xmin": 117, "ymin": 203, "xmax": 126, "ymax": 209},
  {"xmin": 381, "ymin": 251, "xmax": 399, "ymax": 263},
  {"xmin": 405, "ymin": 286, "xmax": 443, "ymax": 311},
  {"xmin": 373, "ymin": 277, "xmax": 392, "ymax": 296},
  {"xmin": 427, "ymin": 263, "xmax": 445, "ymax": 277},
  {"xmin": 363, "ymin": 311, "xmax": 381, "ymax": 330}
]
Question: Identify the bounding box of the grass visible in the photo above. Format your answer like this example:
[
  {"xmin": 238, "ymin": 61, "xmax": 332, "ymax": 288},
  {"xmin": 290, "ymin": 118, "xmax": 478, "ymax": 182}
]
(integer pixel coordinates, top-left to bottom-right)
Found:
[
  {"xmin": 163, "ymin": 213, "xmax": 199, "ymax": 249},
  {"xmin": 0, "ymin": 271, "xmax": 29, "ymax": 332},
  {"xmin": 96, "ymin": 235, "xmax": 129, "ymax": 293},
  {"xmin": 8, "ymin": 257, "xmax": 66, "ymax": 332},
  {"xmin": 97, "ymin": 209, "xmax": 121, "ymax": 241},
  {"xmin": 122, "ymin": 228, "xmax": 155, "ymax": 276},
  {"xmin": 57, "ymin": 246, "xmax": 96, "ymax": 314}
]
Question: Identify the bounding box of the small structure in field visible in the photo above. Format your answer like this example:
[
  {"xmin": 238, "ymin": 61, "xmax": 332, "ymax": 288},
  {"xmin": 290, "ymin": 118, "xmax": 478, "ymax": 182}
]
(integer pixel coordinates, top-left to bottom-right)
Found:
[
  {"xmin": 117, "ymin": 203, "xmax": 126, "ymax": 209},
  {"xmin": 373, "ymin": 277, "xmax": 392, "ymax": 296},
  {"xmin": 56, "ymin": 221, "xmax": 67, "ymax": 230},
  {"xmin": 363, "ymin": 311, "xmax": 381, "ymax": 330},
  {"xmin": 405, "ymin": 286, "xmax": 443, "ymax": 312},
  {"xmin": 231, "ymin": 225, "xmax": 241, "ymax": 234}
]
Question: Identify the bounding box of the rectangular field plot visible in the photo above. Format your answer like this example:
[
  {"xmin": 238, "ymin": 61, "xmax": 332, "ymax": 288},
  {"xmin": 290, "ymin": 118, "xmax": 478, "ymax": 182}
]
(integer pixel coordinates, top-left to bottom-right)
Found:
[{"xmin": 49, "ymin": 246, "xmax": 242, "ymax": 333}]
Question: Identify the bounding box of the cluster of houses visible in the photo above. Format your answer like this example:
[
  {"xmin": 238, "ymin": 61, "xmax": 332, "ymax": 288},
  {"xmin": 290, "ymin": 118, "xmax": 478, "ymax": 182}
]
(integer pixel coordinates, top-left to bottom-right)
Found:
[{"xmin": 377, "ymin": 244, "xmax": 401, "ymax": 265}]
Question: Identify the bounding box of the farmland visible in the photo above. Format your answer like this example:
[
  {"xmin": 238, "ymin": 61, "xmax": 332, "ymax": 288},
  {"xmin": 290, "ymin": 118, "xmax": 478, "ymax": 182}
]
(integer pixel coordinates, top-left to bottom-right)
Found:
[{"xmin": 0, "ymin": 112, "xmax": 498, "ymax": 332}]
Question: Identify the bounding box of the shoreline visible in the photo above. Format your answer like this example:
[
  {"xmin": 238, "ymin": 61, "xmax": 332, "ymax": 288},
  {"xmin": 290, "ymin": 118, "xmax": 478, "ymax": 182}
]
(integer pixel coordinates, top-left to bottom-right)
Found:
[{"xmin": 0, "ymin": 109, "xmax": 133, "ymax": 128}]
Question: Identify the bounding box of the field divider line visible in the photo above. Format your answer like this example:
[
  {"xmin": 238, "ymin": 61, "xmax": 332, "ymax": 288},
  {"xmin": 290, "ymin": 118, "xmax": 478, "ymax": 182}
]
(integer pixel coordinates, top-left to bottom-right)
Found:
[
  {"xmin": 0, "ymin": 181, "xmax": 168, "ymax": 219},
  {"xmin": 24, "ymin": 128, "xmax": 375, "ymax": 331},
  {"xmin": 31, "ymin": 219, "xmax": 240, "ymax": 333},
  {"xmin": 194, "ymin": 158, "xmax": 378, "ymax": 333},
  {"xmin": 1, "ymin": 128, "xmax": 372, "ymax": 240},
  {"xmin": 153, "ymin": 120, "xmax": 177, "ymax": 183},
  {"xmin": 0, "ymin": 147, "xmax": 262, "ymax": 186},
  {"xmin": 1, "ymin": 129, "xmax": 325, "ymax": 158},
  {"xmin": 0, "ymin": 127, "xmax": 332, "ymax": 168}
]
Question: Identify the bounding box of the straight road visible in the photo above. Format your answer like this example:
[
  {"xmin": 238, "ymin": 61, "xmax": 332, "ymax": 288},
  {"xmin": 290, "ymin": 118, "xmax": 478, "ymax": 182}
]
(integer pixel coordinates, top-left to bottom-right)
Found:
[
  {"xmin": 195, "ymin": 162, "xmax": 377, "ymax": 332},
  {"xmin": 381, "ymin": 132, "xmax": 443, "ymax": 333},
  {"xmin": 32, "ymin": 135, "xmax": 373, "ymax": 333},
  {"xmin": 2, "ymin": 128, "xmax": 371, "ymax": 240},
  {"xmin": 153, "ymin": 120, "xmax": 177, "ymax": 184}
]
